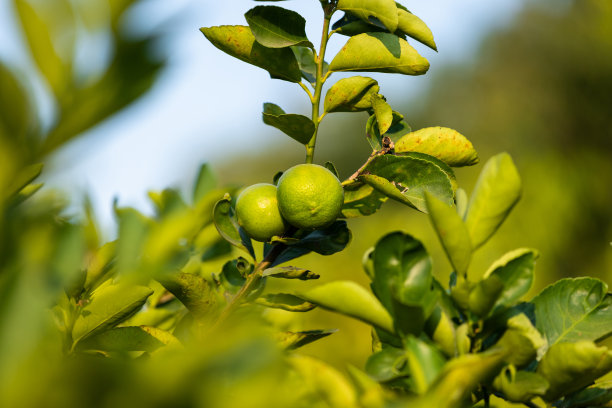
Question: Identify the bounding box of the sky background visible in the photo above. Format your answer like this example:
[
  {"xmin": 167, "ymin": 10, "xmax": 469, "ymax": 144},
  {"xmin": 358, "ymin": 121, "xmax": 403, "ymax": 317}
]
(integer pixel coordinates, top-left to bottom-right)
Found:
[{"xmin": 1, "ymin": 0, "xmax": 526, "ymax": 233}]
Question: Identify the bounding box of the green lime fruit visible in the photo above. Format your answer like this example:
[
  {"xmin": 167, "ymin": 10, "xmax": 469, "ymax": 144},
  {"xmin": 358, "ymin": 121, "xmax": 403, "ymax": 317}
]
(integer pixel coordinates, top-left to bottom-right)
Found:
[
  {"xmin": 235, "ymin": 183, "xmax": 287, "ymax": 242},
  {"xmin": 276, "ymin": 164, "xmax": 344, "ymax": 230}
]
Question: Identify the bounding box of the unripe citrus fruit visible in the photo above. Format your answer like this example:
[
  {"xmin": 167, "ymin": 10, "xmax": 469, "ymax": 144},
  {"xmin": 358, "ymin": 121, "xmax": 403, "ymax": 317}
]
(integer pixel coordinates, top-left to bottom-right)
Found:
[
  {"xmin": 235, "ymin": 183, "xmax": 287, "ymax": 242},
  {"xmin": 276, "ymin": 164, "xmax": 344, "ymax": 230}
]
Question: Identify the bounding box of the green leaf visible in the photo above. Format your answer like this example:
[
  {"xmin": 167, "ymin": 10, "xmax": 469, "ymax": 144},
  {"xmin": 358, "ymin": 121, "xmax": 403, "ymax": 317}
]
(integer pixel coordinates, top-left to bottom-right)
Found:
[
  {"xmin": 323, "ymin": 76, "xmax": 379, "ymax": 113},
  {"xmin": 483, "ymin": 248, "xmax": 538, "ymax": 311},
  {"xmin": 200, "ymin": 25, "xmax": 301, "ymax": 82},
  {"xmin": 559, "ymin": 381, "xmax": 612, "ymax": 408},
  {"xmin": 337, "ymin": 0, "xmax": 399, "ymax": 33},
  {"xmin": 425, "ymin": 192, "xmax": 472, "ymax": 276},
  {"xmin": 532, "ymin": 277, "xmax": 612, "ymax": 346},
  {"xmin": 332, "ymin": 12, "xmax": 390, "ymax": 37},
  {"xmin": 256, "ymin": 293, "xmax": 316, "ymax": 312},
  {"xmin": 219, "ymin": 257, "xmax": 251, "ymax": 294},
  {"xmin": 365, "ymin": 346, "xmax": 409, "ymax": 382},
  {"xmin": 115, "ymin": 207, "xmax": 151, "ymax": 274},
  {"xmin": 277, "ymin": 329, "xmax": 337, "ymax": 350},
  {"xmin": 291, "ymin": 46, "xmax": 327, "ymax": 83},
  {"xmin": 455, "ymin": 188, "xmax": 468, "ymax": 218},
  {"xmin": 245, "ymin": 6, "xmax": 312, "ymax": 49},
  {"xmin": 464, "ymin": 153, "xmax": 521, "ymax": 249},
  {"xmin": 492, "ymin": 366, "xmax": 549, "ymax": 403},
  {"xmin": 395, "ymin": 5, "xmax": 437, "ymax": 51},
  {"xmin": 15, "ymin": 0, "xmax": 71, "ymax": 98},
  {"xmin": 213, "ymin": 196, "xmax": 255, "ymax": 259},
  {"xmin": 324, "ymin": 161, "xmax": 339, "ymax": 178},
  {"xmin": 156, "ymin": 272, "xmax": 218, "ymax": 319},
  {"xmin": 262, "ymin": 266, "xmax": 320, "ymax": 280},
  {"xmin": 6, "ymin": 163, "xmax": 43, "ymax": 197},
  {"xmin": 537, "ymin": 341, "xmax": 612, "ymax": 401},
  {"xmin": 297, "ymin": 281, "xmax": 394, "ymax": 333},
  {"xmin": 76, "ymin": 326, "xmax": 180, "ymax": 352},
  {"xmin": 0, "ymin": 63, "xmax": 31, "ymax": 140},
  {"xmin": 262, "ymin": 103, "xmax": 315, "ymax": 145},
  {"xmin": 365, "ymin": 110, "xmax": 411, "ymax": 150},
  {"xmin": 330, "ymin": 32, "xmax": 429, "ymax": 75},
  {"xmin": 84, "ymin": 241, "xmax": 117, "ymax": 291},
  {"xmin": 468, "ymin": 275, "xmax": 504, "ymax": 317},
  {"xmin": 371, "ymin": 232, "xmax": 437, "ymax": 336},
  {"xmin": 370, "ymin": 94, "xmax": 393, "ymax": 135},
  {"xmin": 494, "ymin": 313, "xmax": 546, "ymax": 367},
  {"xmin": 193, "ymin": 163, "xmax": 217, "ymax": 204},
  {"xmin": 395, "ymin": 127, "xmax": 479, "ymax": 167},
  {"xmin": 341, "ymin": 182, "xmax": 387, "ymax": 218},
  {"xmin": 72, "ymin": 283, "xmax": 153, "ymax": 345},
  {"xmin": 148, "ymin": 188, "xmax": 188, "ymax": 219},
  {"xmin": 363, "ymin": 153, "xmax": 456, "ymax": 212},
  {"xmin": 404, "ymin": 336, "xmax": 447, "ymax": 394}
]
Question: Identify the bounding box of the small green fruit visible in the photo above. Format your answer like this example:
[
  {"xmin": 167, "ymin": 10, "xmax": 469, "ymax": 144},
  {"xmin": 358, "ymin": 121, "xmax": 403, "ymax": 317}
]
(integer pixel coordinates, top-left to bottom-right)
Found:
[{"xmin": 235, "ymin": 183, "xmax": 287, "ymax": 242}]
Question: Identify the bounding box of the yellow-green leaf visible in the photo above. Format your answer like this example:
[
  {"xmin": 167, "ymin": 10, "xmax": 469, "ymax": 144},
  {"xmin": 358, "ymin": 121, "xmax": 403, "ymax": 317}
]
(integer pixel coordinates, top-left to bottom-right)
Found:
[{"xmin": 395, "ymin": 127, "xmax": 479, "ymax": 167}]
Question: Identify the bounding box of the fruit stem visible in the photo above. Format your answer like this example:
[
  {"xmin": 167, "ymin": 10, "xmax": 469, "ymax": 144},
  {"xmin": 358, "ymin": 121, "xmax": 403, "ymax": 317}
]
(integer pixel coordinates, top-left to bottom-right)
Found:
[{"xmin": 305, "ymin": 5, "xmax": 335, "ymax": 164}]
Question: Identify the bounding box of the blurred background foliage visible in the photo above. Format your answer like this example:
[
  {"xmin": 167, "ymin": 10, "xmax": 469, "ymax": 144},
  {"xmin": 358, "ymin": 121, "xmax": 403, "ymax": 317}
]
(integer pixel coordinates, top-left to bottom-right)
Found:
[{"xmin": 0, "ymin": 0, "xmax": 610, "ymax": 407}]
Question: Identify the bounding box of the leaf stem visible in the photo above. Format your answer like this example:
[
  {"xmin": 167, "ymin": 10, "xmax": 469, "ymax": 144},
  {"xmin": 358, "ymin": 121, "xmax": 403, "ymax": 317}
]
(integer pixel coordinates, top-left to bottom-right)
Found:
[
  {"xmin": 305, "ymin": 5, "xmax": 335, "ymax": 164},
  {"xmin": 299, "ymin": 82, "xmax": 315, "ymax": 103}
]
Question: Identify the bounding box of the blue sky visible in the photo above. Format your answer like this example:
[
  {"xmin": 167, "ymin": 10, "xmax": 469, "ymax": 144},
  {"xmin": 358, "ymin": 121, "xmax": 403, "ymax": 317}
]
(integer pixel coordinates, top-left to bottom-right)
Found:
[{"xmin": 1, "ymin": 0, "xmax": 526, "ymax": 233}]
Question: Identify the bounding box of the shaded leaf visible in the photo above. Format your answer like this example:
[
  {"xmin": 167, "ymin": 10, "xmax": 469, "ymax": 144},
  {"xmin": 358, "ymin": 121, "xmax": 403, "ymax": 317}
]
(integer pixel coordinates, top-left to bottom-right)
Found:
[
  {"xmin": 425, "ymin": 192, "xmax": 472, "ymax": 276},
  {"xmin": 537, "ymin": 341, "xmax": 612, "ymax": 401},
  {"xmin": 219, "ymin": 257, "xmax": 252, "ymax": 294},
  {"xmin": 330, "ymin": 32, "xmax": 429, "ymax": 75},
  {"xmin": 297, "ymin": 281, "xmax": 394, "ymax": 333},
  {"xmin": 6, "ymin": 163, "xmax": 43, "ymax": 197},
  {"xmin": 200, "ymin": 25, "xmax": 301, "ymax": 82},
  {"xmin": 558, "ymin": 381, "xmax": 612, "ymax": 408},
  {"xmin": 76, "ymin": 326, "xmax": 180, "ymax": 352},
  {"xmin": 492, "ymin": 366, "xmax": 549, "ymax": 403},
  {"xmin": 324, "ymin": 161, "xmax": 339, "ymax": 178},
  {"xmin": 494, "ymin": 313, "xmax": 546, "ymax": 367},
  {"xmin": 468, "ymin": 275, "xmax": 504, "ymax": 317},
  {"xmin": 332, "ymin": 11, "xmax": 391, "ymax": 37},
  {"xmin": 213, "ymin": 196, "xmax": 255, "ymax": 259},
  {"xmin": 366, "ymin": 110, "xmax": 411, "ymax": 150},
  {"xmin": 256, "ymin": 293, "xmax": 316, "ymax": 312},
  {"xmin": 291, "ymin": 46, "xmax": 327, "ymax": 83},
  {"xmin": 337, "ymin": 0, "xmax": 399, "ymax": 33},
  {"xmin": 484, "ymin": 248, "xmax": 538, "ymax": 311},
  {"xmin": 262, "ymin": 103, "xmax": 315, "ymax": 145},
  {"xmin": 464, "ymin": 153, "xmax": 521, "ymax": 249},
  {"xmin": 365, "ymin": 346, "xmax": 408, "ymax": 382},
  {"xmin": 395, "ymin": 127, "xmax": 479, "ymax": 167},
  {"xmin": 72, "ymin": 283, "xmax": 153, "ymax": 345},
  {"xmin": 532, "ymin": 277, "xmax": 612, "ymax": 347},
  {"xmin": 245, "ymin": 6, "xmax": 312, "ymax": 48},
  {"xmin": 323, "ymin": 76, "xmax": 379, "ymax": 113},
  {"xmin": 193, "ymin": 163, "xmax": 216, "ymax": 204},
  {"xmin": 278, "ymin": 329, "xmax": 337, "ymax": 350},
  {"xmin": 156, "ymin": 272, "xmax": 218, "ymax": 319},
  {"xmin": 263, "ymin": 266, "xmax": 319, "ymax": 280},
  {"xmin": 341, "ymin": 182, "xmax": 387, "ymax": 218},
  {"xmin": 0, "ymin": 63, "xmax": 31, "ymax": 140}
]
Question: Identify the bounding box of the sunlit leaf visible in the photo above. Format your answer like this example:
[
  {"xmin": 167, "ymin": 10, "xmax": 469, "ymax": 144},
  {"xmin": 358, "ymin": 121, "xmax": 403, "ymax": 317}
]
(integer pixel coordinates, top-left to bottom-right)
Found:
[
  {"xmin": 323, "ymin": 76, "xmax": 379, "ymax": 113},
  {"xmin": 330, "ymin": 32, "xmax": 429, "ymax": 75},
  {"xmin": 337, "ymin": 0, "xmax": 399, "ymax": 33},
  {"xmin": 366, "ymin": 110, "xmax": 411, "ymax": 150},
  {"xmin": 492, "ymin": 366, "xmax": 549, "ymax": 403},
  {"xmin": 76, "ymin": 326, "xmax": 180, "ymax": 352},
  {"xmin": 262, "ymin": 103, "xmax": 315, "ymax": 145},
  {"xmin": 395, "ymin": 4, "xmax": 437, "ymax": 51},
  {"xmin": 341, "ymin": 182, "xmax": 387, "ymax": 218},
  {"xmin": 200, "ymin": 25, "xmax": 301, "ymax": 82},
  {"xmin": 156, "ymin": 271, "xmax": 219, "ymax": 319},
  {"xmin": 484, "ymin": 248, "xmax": 538, "ymax": 311},
  {"xmin": 494, "ymin": 313, "xmax": 546, "ymax": 367},
  {"xmin": 256, "ymin": 293, "xmax": 316, "ymax": 312},
  {"xmin": 245, "ymin": 6, "xmax": 312, "ymax": 48},
  {"xmin": 291, "ymin": 46, "xmax": 327, "ymax": 83},
  {"xmin": 404, "ymin": 336, "xmax": 447, "ymax": 394},
  {"xmin": 370, "ymin": 94, "xmax": 393, "ymax": 135},
  {"xmin": 395, "ymin": 127, "xmax": 479, "ymax": 167}
]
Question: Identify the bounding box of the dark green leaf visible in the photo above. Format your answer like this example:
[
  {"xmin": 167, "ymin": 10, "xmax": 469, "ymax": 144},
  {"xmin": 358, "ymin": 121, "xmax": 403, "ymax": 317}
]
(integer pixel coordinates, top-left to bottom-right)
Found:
[
  {"xmin": 484, "ymin": 248, "xmax": 538, "ymax": 311},
  {"xmin": 532, "ymin": 277, "xmax": 612, "ymax": 346},
  {"xmin": 219, "ymin": 257, "xmax": 252, "ymax": 294},
  {"xmin": 332, "ymin": 12, "xmax": 390, "ymax": 37},
  {"xmin": 200, "ymin": 238, "xmax": 233, "ymax": 262},
  {"xmin": 395, "ymin": 5, "xmax": 437, "ymax": 51},
  {"xmin": 0, "ymin": 63, "xmax": 31, "ymax": 141},
  {"xmin": 395, "ymin": 127, "xmax": 479, "ymax": 167},
  {"xmin": 193, "ymin": 163, "xmax": 217, "ymax": 204},
  {"xmin": 6, "ymin": 163, "xmax": 43, "ymax": 197},
  {"xmin": 425, "ymin": 192, "xmax": 472, "ymax": 276},
  {"xmin": 492, "ymin": 366, "xmax": 549, "ymax": 403},
  {"xmin": 200, "ymin": 25, "xmax": 301, "ymax": 82},
  {"xmin": 559, "ymin": 381, "xmax": 612, "ymax": 408},
  {"xmin": 494, "ymin": 313, "xmax": 546, "ymax": 367},
  {"xmin": 278, "ymin": 329, "xmax": 337, "ymax": 350},
  {"xmin": 291, "ymin": 46, "xmax": 327, "ymax": 83},
  {"xmin": 330, "ymin": 32, "xmax": 429, "ymax": 75},
  {"xmin": 213, "ymin": 196, "xmax": 256, "ymax": 259},
  {"xmin": 365, "ymin": 110, "xmax": 411, "ymax": 150},
  {"xmin": 297, "ymin": 281, "xmax": 394, "ymax": 333},
  {"xmin": 256, "ymin": 293, "xmax": 316, "ymax": 312},
  {"xmin": 76, "ymin": 326, "xmax": 180, "ymax": 352},
  {"xmin": 341, "ymin": 182, "xmax": 387, "ymax": 218},
  {"xmin": 323, "ymin": 76, "xmax": 379, "ymax": 113},
  {"xmin": 464, "ymin": 153, "xmax": 521, "ymax": 249},
  {"xmin": 263, "ymin": 266, "xmax": 320, "ymax": 280},
  {"xmin": 245, "ymin": 6, "xmax": 312, "ymax": 48},
  {"xmin": 72, "ymin": 283, "xmax": 153, "ymax": 345},
  {"xmin": 324, "ymin": 161, "xmax": 340, "ymax": 178},
  {"xmin": 262, "ymin": 103, "xmax": 315, "ymax": 145},
  {"xmin": 337, "ymin": 0, "xmax": 399, "ymax": 33},
  {"xmin": 537, "ymin": 341, "xmax": 612, "ymax": 401},
  {"xmin": 363, "ymin": 153, "xmax": 456, "ymax": 212}
]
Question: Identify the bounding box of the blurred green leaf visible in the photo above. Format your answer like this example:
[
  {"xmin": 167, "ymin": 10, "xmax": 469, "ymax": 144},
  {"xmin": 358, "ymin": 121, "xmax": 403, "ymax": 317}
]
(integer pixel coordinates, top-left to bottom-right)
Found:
[
  {"xmin": 278, "ymin": 329, "xmax": 337, "ymax": 350},
  {"xmin": 262, "ymin": 103, "xmax": 315, "ymax": 145},
  {"xmin": 484, "ymin": 248, "xmax": 537, "ymax": 311},
  {"xmin": 115, "ymin": 207, "xmax": 151, "ymax": 274},
  {"xmin": 404, "ymin": 336, "xmax": 446, "ymax": 394},
  {"xmin": 72, "ymin": 283, "xmax": 153, "ymax": 346},
  {"xmin": 337, "ymin": 0, "xmax": 399, "ymax": 33},
  {"xmin": 323, "ymin": 76, "xmax": 379, "ymax": 113},
  {"xmin": 558, "ymin": 381, "xmax": 612, "ymax": 408},
  {"xmin": 156, "ymin": 272, "xmax": 218, "ymax": 320},
  {"xmin": 200, "ymin": 25, "xmax": 301, "ymax": 82},
  {"xmin": 455, "ymin": 188, "xmax": 468, "ymax": 218},
  {"xmin": 262, "ymin": 266, "xmax": 319, "ymax": 280},
  {"xmin": 329, "ymin": 32, "xmax": 429, "ymax": 75},
  {"xmin": 256, "ymin": 293, "xmax": 316, "ymax": 312},
  {"xmin": 297, "ymin": 280, "xmax": 394, "ymax": 333},
  {"xmin": 245, "ymin": 6, "xmax": 312, "ymax": 49},
  {"xmin": 363, "ymin": 152, "xmax": 456, "ymax": 212},
  {"xmin": 341, "ymin": 182, "xmax": 387, "ymax": 218},
  {"xmin": 537, "ymin": 341, "xmax": 612, "ymax": 401},
  {"xmin": 324, "ymin": 161, "xmax": 339, "ymax": 178},
  {"xmin": 6, "ymin": 163, "xmax": 43, "ymax": 198},
  {"xmin": 365, "ymin": 346, "xmax": 408, "ymax": 382},
  {"xmin": 213, "ymin": 197, "xmax": 256, "ymax": 260},
  {"xmin": 468, "ymin": 275, "xmax": 504, "ymax": 317},
  {"xmin": 148, "ymin": 188, "xmax": 188, "ymax": 219},
  {"xmin": 219, "ymin": 257, "xmax": 251, "ymax": 294},
  {"xmin": 84, "ymin": 241, "xmax": 116, "ymax": 291},
  {"xmin": 395, "ymin": 4, "xmax": 437, "ymax": 51},
  {"xmin": 425, "ymin": 192, "xmax": 472, "ymax": 277},
  {"xmin": 494, "ymin": 313, "xmax": 546, "ymax": 367},
  {"xmin": 464, "ymin": 153, "xmax": 521, "ymax": 249},
  {"xmin": 370, "ymin": 94, "xmax": 393, "ymax": 135},
  {"xmin": 395, "ymin": 127, "xmax": 479, "ymax": 167},
  {"xmin": 193, "ymin": 163, "xmax": 217, "ymax": 205},
  {"xmin": 0, "ymin": 63, "xmax": 31, "ymax": 141},
  {"xmin": 532, "ymin": 277, "xmax": 612, "ymax": 346},
  {"xmin": 492, "ymin": 366, "xmax": 549, "ymax": 403},
  {"xmin": 76, "ymin": 325, "xmax": 180, "ymax": 352}
]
